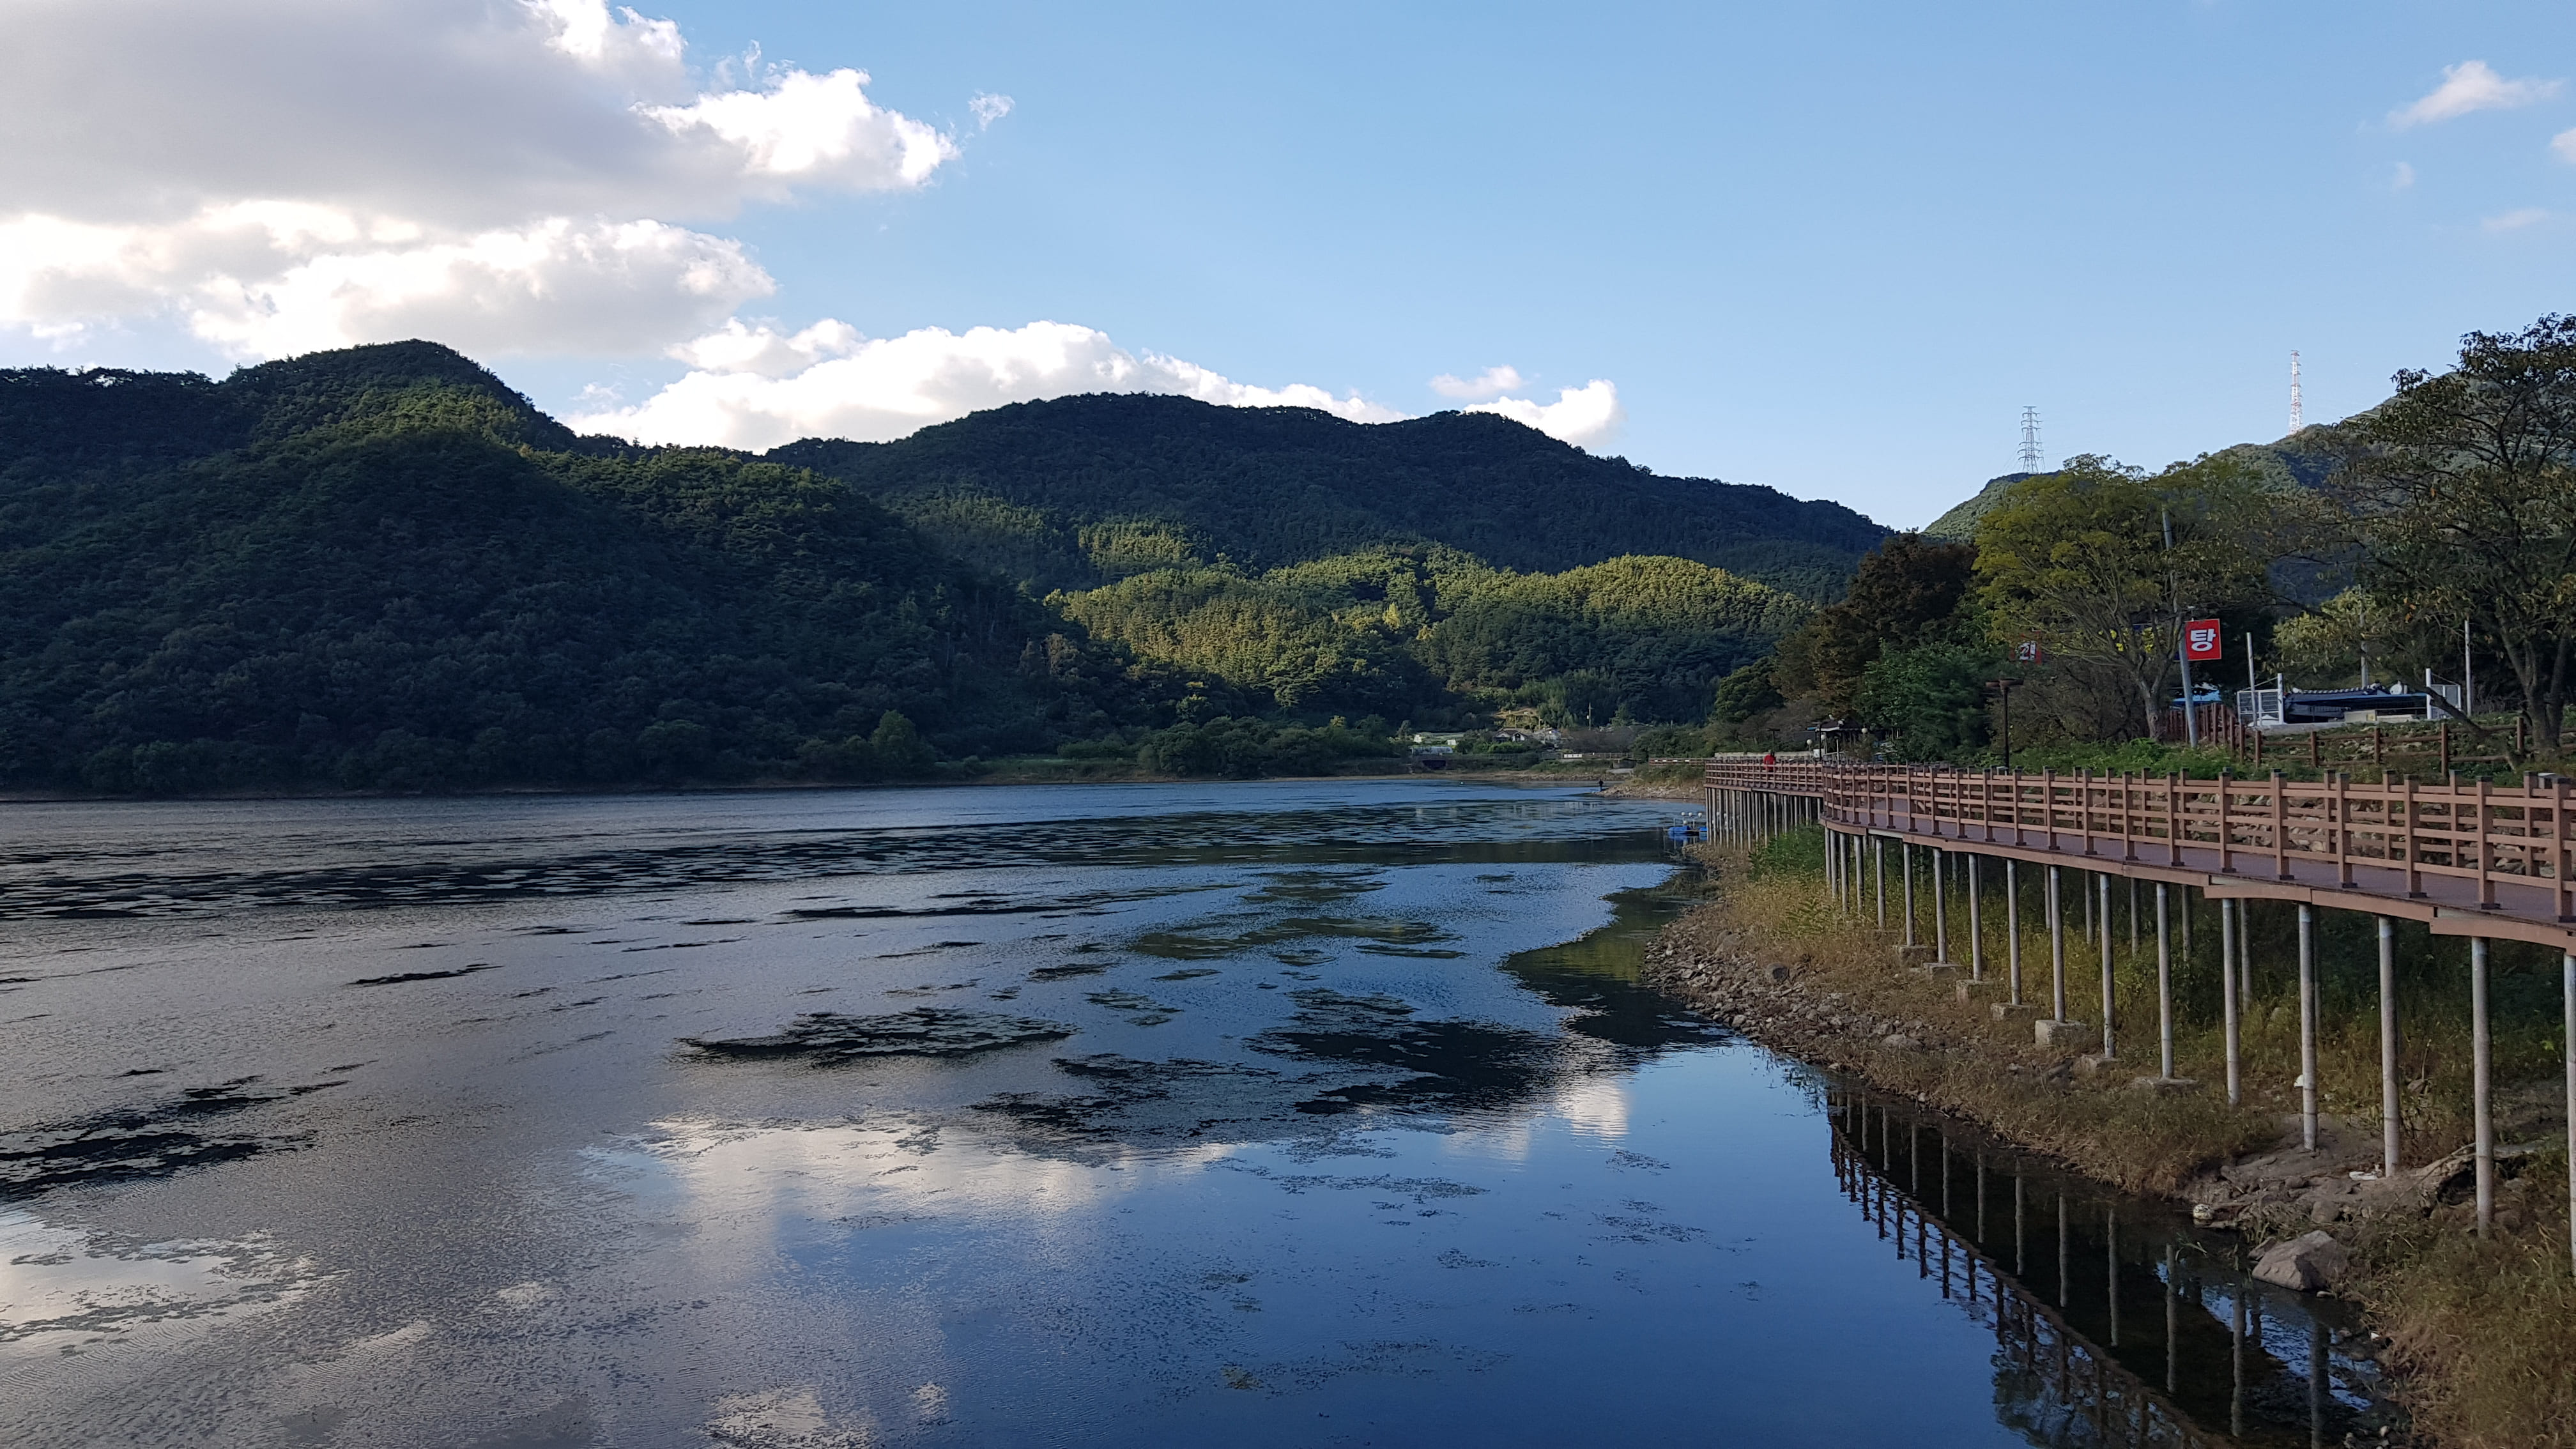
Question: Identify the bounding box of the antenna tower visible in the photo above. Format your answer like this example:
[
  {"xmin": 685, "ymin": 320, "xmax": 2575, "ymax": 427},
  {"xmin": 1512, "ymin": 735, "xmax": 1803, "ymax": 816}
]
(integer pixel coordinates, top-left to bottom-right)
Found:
[
  {"xmin": 2018, "ymin": 407, "xmax": 2043, "ymax": 473},
  {"xmin": 2288, "ymin": 351, "xmax": 2304, "ymax": 433}
]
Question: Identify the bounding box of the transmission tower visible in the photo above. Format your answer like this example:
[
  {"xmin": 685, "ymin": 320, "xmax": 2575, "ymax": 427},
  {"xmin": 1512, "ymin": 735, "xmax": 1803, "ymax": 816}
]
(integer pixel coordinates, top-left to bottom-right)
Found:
[
  {"xmin": 2288, "ymin": 351, "xmax": 2304, "ymax": 433},
  {"xmin": 2018, "ymin": 407, "xmax": 2043, "ymax": 473}
]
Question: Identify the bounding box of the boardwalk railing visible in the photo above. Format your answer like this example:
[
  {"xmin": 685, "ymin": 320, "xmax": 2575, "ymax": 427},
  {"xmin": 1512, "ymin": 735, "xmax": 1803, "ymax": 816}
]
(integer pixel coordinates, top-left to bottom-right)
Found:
[{"xmin": 1706, "ymin": 760, "xmax": 2576, "ymax": 942}]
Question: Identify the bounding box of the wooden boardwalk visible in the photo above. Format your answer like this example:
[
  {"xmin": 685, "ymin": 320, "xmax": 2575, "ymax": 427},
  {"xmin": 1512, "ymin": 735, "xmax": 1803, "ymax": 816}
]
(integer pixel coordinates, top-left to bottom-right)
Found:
[
  {"xmin": 1705, "ymin": 760, "xmax": 2575, "ymax": 951},
  {"xmin": 1701, "ymin": 755, "xmax": 2576, "ymax": 1268}
]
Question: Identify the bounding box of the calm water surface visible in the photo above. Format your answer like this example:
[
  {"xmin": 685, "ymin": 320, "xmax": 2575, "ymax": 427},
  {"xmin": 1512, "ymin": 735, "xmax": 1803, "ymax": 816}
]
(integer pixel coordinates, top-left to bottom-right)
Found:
[{"xmin": 1, "ymin": 781, "xmax": 2387, "ymax": 1446}]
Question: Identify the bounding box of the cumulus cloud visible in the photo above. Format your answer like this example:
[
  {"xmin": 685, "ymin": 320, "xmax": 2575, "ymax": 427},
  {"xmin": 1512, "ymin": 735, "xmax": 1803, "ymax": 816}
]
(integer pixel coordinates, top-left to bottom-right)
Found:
[
  {"xmin": 0, "ymin": 0, "xmax": 956, "ymax": 356},
  {"xmin": 641, "ymin": 66, "xmax": 956, "ymax": 192},
  {"xmin": 1429, "ymin": 365, "xmax": 1528, "ymax": 401},
  {"xmin": 2552, "ymin": 129, "xmax": 2576, "ymax": 164},
  {"xmin": 1466, "ymin": 381, "xmax": 1625, "ymax": 448},
  {"xmin": 2389, "ymin": 61, "xmax": 2562, "ymax": 128},
  {"xmin": 971, "ymin": 93, "xmax": 1016, "ymax": 129},
  {"xmin": 2481, "ymin": 207, "xmax": 2550, "ymax": 233},
  {"xmin": 571, "ymin": 320, "xmax": 1404, "ymax": 448}
]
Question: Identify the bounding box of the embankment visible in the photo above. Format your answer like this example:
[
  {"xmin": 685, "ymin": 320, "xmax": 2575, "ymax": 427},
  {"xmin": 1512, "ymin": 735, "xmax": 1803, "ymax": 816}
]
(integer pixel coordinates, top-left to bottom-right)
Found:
[{"xmin": 1648, "ymin": 837, "xmax": 2575, "ymax": 1447}]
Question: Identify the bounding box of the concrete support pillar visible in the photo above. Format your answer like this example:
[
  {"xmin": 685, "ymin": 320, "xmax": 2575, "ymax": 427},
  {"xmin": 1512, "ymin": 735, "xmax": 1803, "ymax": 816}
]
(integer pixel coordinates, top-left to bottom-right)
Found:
[
  {"xmin": 1933, "ymin": 848, "xmax": 1950, "ymax": 964},
  {"xmin": 1967, "ymin": 854, "xmax": 1985, "ymax": 982},
  {"xmin": 2048, "ymin": 865, "xmax": 2067, "ymax": 1022},
  {"xmin": 2099, "ymin": 873, "xmax": 2115, "ymax": 1059},
  {"xmin": 2238, "ymin": 897, "xmax": 2255, "ymax": 1016},
  {"xmin": 1874, "ymin": 837, "xmax": 1887, "ymax": 930},
  {"xmin": 2472, "ymin": 936, "xmax": 2494, "ymax": 1236},
  {"xmin": 1903, "ymin": 841, "xmax": 1918, "ymax": 949},
  {"xmin": 2156, "ymin": 882, "xmax": 2174, "ymax": 1080},
  {"xmin": 2006, "ymin": 859, "xmax": 2023, "ymax": 1005},
  {"xmin": 2563, "ymin": 951, "xmax": 2573, "ymax": 1277},
  {"xmin": 2220, "ymin": 898, "xmax": 2241, "ymax": 1107},
  {"xmin": 2379, "ymin": 917, "xmax": 2400, "ymax": 1174},
  {"xmin": 2298, "ymin": 904, "xmax": 2319, "ymax": 1153}
]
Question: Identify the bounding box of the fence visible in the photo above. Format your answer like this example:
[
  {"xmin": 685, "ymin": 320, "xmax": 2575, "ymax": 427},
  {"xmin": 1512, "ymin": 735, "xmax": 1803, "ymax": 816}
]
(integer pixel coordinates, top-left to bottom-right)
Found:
[{"xmin": 1706, "ymin": 760, "xmax": 2576, "ymax": 930}]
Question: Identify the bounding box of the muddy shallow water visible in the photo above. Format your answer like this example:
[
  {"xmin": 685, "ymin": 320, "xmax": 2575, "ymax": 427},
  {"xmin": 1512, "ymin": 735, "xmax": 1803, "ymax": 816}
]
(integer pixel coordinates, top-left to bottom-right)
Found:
[{"xmin": 1, "ymin": 781, "xmax": 2386, "ymax": 1446}]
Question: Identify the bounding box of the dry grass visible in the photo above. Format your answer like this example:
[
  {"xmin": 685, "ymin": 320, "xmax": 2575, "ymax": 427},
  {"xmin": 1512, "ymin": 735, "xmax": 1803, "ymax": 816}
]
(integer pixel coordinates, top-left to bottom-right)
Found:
[
  {"xmin": 1676, "ymin": 861, "xmax": 2276, "ymax": 1193},
  {"xmin": 2347, "ymin": 1200, "xmax": 2576, "ymax": 1449}
]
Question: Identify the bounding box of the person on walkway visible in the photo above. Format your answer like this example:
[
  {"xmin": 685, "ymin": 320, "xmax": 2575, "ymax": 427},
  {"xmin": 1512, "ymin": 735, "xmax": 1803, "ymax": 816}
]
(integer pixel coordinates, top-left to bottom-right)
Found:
[{"xmin": 1762, "ymin": 751, "xmax": 1776, "ymax": 770}]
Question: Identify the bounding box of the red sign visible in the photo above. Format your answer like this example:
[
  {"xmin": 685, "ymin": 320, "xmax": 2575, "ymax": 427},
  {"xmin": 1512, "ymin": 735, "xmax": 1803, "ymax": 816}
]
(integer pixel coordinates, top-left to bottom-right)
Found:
[
  {"xmin": 2183, "ymin": 618, "xmax": 2223, "ymax": 661},
  {"xmin": 2015, "ymin": 640, "xmax": 2043, "ymax": 664}
]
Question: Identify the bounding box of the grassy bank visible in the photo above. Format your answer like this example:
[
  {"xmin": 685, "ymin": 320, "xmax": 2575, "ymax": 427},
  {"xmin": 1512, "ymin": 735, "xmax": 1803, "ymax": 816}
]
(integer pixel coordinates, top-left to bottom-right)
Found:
[{"xmin": 1652, "ymin": 825, "xmax": 2575, "ymax": 1446}]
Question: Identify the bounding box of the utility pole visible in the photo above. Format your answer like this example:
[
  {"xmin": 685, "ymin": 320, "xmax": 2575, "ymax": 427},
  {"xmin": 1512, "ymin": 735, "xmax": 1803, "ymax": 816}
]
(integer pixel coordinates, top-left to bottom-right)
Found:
[{"xmin": 1991, "ymin": 677, "xmax": 2023, "ymax": 767}]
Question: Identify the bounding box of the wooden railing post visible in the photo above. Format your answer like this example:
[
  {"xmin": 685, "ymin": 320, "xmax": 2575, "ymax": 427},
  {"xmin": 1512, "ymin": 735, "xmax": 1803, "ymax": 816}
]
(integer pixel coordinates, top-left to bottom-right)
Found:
[
  {"xmin": 2216, "ymin": 770, "xmax": 2234, "ymax": 874},
  {"xmin": 2166, "ymin": 772, "xmax": 2182, "ymax": 867},
  {"xmin": 2272, "ymin": 770, "xmax": 2292, "ymax": 881},
  {"xmin": 2080, "ymin": 768, "xmax": 2097, "ymax": 857},
  {"xmin": 2478, "ymin": 776, "xmax": 2497, "ymax": 909},
  {"xmin": 2557, "ymin": 775, "xmax": 2574, "ymax": 923},
  {"xmin": 2335, "ymin": 771, "xmax": 2354, "ymax": 888},
  {"xmin": 2043, "ymin": 769, "xmax": 2057, "ymax": 850}
]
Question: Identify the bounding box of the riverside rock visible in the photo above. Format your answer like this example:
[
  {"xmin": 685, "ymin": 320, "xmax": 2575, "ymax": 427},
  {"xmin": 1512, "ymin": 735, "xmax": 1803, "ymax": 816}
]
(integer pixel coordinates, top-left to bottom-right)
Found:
[{"xmin": 2252, "ymin": 1230, "xmax": 2350, "ymax": 1292}]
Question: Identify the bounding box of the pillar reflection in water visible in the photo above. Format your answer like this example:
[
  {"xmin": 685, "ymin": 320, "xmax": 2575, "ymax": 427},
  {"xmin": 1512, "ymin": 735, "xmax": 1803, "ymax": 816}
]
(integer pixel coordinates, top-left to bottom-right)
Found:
[{"xmin": 1825, "ymin": 1085, "xmax": 2393, "ymax": 1447}]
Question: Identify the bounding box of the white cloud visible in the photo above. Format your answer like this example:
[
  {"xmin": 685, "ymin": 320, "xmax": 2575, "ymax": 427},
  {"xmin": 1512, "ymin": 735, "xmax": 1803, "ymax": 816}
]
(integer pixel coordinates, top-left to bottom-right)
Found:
[
  {"xmin": 571, "ymin": 320, "xmax": 1404, "ymax": 448},
  {"xmin": 2389, "ymin": 61, "xmax": 2563, "ymax": 128},
  {"xmin": 971, "ymin": 94, "xmax": 1015, "ymax": 130},
  {"xmin": 1466, "ymin": 381, "xmax": 1625, "ymax": 448},
  {"xmin": 2552, "ymin": 128, "xmax": 2576, "ymax": 164},
  {"xmin": 2392, "ymin": 161, "xmax": 2416, "ymax": 190},
  {"xmin": 2, "ymin": 208, "xmax": 772, "ymax": 358},
  {"xmin": 2481, "ymin": 207, "xmax": 2549, "ymax": 233},
  {"xmin": 0, "ymin": 0, "xmax": 954, "ymax": 357},
  {"xmin": 641, "ymin": 67, "xmax": 956, "ymax": 192},
  {"xmin": 1429, "ymin": 365, "xmax": 1528, "ymax": 400}
]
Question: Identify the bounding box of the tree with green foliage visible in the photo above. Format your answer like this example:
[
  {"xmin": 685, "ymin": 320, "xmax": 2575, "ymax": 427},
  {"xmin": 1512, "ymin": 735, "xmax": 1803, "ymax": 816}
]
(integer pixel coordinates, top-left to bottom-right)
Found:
[
  {"xmin": 1973, "ymin": 456, "xmax": 2269, "ymax": 741},
  {"xmin": 1770, "ymin": 533, "xmax": 1979, "ymax": 719},
  {"xmin": 2327, "ymin": 315, "xmax": 2576, "ymax": 748}
]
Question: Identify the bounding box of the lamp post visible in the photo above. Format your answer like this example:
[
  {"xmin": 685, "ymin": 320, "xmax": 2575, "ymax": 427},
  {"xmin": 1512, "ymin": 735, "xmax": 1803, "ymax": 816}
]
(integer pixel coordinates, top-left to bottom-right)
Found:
[{"xmin": 1991, "ymin": 677, "xmax": 2025, "ymax": 769}]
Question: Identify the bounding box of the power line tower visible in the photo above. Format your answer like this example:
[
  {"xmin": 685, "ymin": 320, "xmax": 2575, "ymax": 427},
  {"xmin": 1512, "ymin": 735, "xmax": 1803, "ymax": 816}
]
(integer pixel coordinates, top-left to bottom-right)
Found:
[
  {"xmin": 2288, "ymin": 351, "xmax": 2304, "ymax": 433},
  {"xmin": 2018, "ymin": 407, "xmax": 2043, "ymax": 473}
]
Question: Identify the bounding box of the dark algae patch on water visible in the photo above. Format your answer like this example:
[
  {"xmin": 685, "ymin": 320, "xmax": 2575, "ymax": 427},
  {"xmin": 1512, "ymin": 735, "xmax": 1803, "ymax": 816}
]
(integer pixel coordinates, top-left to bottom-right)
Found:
[
  {"xmin": 680, "ymin": 1008, "xmax": 1076, "ymax": 1063},
  {"xmin": 347, "ymin": 963, "xmax": 498, "ymax": 986},
  {"xmin": 1, "ymin": 1077, "xmax": 339, "ymax": 1198}
]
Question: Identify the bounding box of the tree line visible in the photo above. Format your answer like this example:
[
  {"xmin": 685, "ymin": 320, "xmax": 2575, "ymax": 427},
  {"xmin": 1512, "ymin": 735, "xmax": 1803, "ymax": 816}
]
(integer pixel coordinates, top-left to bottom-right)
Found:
[{"xmin": 1699, "ymin": 315, "xmax": 2576, "ymax": 762}]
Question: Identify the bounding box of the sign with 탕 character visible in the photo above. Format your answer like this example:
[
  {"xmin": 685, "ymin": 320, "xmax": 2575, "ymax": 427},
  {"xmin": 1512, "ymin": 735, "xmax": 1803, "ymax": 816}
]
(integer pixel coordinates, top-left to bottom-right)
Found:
[{"xmin": 2184, "ymin": 618, "xmax": 2222, "ymax": 661}]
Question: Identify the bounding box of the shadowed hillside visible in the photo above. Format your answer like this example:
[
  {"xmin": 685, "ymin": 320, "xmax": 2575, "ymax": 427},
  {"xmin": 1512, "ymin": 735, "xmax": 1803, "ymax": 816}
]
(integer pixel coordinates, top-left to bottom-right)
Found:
[{"xmin": 769, "ymin": 394, "xmax": 1887, "ymax": 599}]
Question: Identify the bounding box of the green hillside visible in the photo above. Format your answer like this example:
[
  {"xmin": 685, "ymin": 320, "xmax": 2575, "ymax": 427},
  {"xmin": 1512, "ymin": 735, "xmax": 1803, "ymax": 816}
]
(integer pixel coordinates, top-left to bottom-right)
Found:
[
  {"xmin": 0, "ymin": 342, "xmax": 1864, "ymax": 793},
  {"xmin": 769, "ymin": 394, "xmax": 1886, "ymax": 600},
  {"xmin": 0, "ymin": 344, "xmax": 1172, "ymax": 792}
]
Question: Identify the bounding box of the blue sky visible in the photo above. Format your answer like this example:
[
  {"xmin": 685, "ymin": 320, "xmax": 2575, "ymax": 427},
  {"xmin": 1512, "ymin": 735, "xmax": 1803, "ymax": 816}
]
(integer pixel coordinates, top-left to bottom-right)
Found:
[{"xmin": 6, "ymin": 1, "xmax": 2575, "ymax": 526}]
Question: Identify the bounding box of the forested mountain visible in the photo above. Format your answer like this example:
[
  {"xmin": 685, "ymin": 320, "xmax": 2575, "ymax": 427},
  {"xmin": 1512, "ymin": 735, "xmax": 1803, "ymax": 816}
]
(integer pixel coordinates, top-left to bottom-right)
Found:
[
  {"xmin": 0, "ymin": 342, "xmax": 1873, "ymax": 792},
  {"xmin": 769, "ymin": 395, "xmax": 1886, "ymax": 600},
  {"xmin": 0, "ymin": 344, "xmax": 1174, "ymax": 792}
]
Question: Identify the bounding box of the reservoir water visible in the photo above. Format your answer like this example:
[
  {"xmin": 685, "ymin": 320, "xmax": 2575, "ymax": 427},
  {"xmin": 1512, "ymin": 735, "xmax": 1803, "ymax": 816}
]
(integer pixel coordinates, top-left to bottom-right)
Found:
[{"xmin": 1, "ymin": 779, "xmax": 2388, "ymax": 1446}]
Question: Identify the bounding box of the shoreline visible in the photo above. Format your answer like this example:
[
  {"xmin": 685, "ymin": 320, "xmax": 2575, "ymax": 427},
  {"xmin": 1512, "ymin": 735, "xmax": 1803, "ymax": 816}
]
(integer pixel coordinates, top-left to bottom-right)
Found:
[
  {"xmin": 0, "ymin": 765, "xmax": 1666, "ymax": 806},
  {"xmin": 1646, "ymin": 844, "xmax": 2576, "ymax": 1447}
]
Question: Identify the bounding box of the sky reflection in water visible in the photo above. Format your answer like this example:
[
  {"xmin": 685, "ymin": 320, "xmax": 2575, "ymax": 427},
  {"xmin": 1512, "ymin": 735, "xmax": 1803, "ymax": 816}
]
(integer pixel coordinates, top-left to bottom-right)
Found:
[{"xmin": 0, "ymin": 781, "xmax": 2380, "ymax": 1446}]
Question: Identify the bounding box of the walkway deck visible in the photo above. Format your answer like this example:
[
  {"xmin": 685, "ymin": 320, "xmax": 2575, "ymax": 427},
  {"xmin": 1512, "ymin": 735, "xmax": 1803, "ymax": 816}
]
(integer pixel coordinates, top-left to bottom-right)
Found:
[{"xmin": 1705, "ymin": 760, "xmax": 2576, "ymax": 951}]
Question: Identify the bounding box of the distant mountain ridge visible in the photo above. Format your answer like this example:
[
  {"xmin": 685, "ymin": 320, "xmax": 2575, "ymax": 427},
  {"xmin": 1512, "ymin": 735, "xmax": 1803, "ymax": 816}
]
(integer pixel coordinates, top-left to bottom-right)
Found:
[
  {"xmin": 1921, "ymin": 431, "xmax": 2343, "ymax": 542},
  {"xmin": 770, "ymin": 394, "xmax": 1887, "ymax": 601}
]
